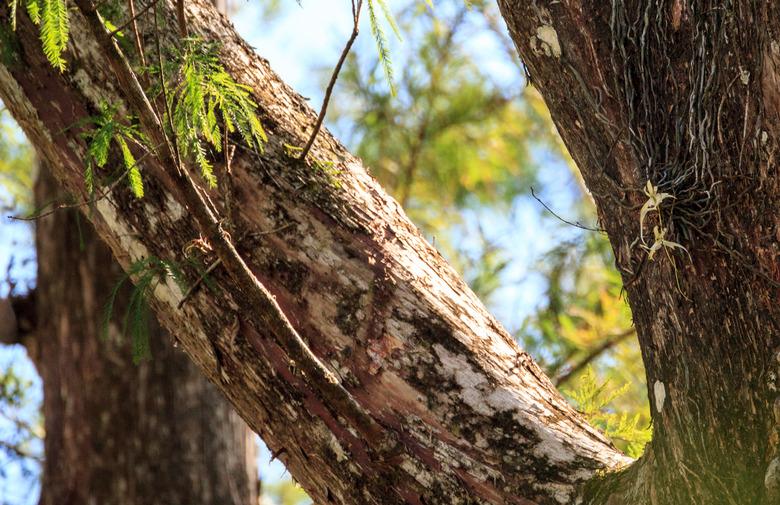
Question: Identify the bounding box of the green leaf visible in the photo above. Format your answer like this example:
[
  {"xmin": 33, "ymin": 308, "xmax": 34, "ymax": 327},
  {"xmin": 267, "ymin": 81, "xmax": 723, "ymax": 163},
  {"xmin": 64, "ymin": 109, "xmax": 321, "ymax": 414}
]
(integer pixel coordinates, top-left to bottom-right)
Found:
[
  {"xmin": 167, "ymin": 38, "xmax": 267, "ymax": 186},
  {"xmin": 39, "ymin": 0, "xmax": 69, "ymax": 71},
  {"xmin": 84, "ymin": 161, "xmax": 94, "ymax": 195},
  {"xmin": 117, "ymin": 135, "xmax": 143, "ymax": 198},
  {"xmin": 366, "ymin": 0, "xmax": 396, "ymax": 96},
  {"xmin": 87, "ymin": 112, "xmax": 115, "ymax": 168},
  {"xmin": 564, "ymin": 367, "xmax": 651, "ymax": 456},
  {"xmin": 376, "ymin": 0, "xmax": 401, "ymax": 41},
  {"xmin": 26, "ymin": 0, "xmax": 40, "ymax": 25},
  {"xmin": 104, "ymin": 257, "xmax": 187, "ymax": 363}
]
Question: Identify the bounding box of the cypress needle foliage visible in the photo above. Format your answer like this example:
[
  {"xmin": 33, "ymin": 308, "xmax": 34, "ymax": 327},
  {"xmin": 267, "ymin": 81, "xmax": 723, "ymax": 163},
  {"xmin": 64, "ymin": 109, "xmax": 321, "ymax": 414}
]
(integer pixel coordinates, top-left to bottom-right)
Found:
[
  {"xmin": 12, "ymin": 0, "xmax": 69, "ymax": 71},
  {"xmin": 25, "ymin": 0, "xmax": 40, "ymax": 24},
  {"xmin": 102, "ymin": 257, "xmax": 187, "ymax": 364},
  {"xmin": 564, "ymin": 367, "xmax": 651, "ymax": 458},
  {"xmin": 169, "ymin": 38, "xmax": 267, "ymax": 187},
  {"xmin": 83, "ymin": 103, "xmax": 146, "ymax": 198},
  {"xmin": 366, "ymin": 0, "xmax": 398, "ymax": 96}
]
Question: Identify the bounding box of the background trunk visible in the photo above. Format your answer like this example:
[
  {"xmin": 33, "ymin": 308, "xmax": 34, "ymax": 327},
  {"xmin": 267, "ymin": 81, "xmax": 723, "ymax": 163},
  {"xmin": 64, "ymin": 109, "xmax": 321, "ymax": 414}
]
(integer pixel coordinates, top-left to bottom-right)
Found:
[{"xmin": 27, "ymin": 165, "xmax": 257, "ymax": 505}]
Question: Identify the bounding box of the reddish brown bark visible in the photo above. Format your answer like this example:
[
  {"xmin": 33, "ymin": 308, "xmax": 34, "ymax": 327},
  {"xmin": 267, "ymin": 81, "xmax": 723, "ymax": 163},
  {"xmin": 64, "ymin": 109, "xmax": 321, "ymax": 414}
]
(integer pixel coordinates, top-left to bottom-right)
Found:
[{"xmin": 498, "ymin": 1, "xmax": 780, "ymax": 503}]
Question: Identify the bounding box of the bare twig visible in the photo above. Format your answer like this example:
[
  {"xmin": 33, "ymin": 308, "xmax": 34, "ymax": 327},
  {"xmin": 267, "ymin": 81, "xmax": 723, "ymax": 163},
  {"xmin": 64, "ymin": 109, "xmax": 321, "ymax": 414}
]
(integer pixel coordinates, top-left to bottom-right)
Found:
[
  {"xmin": 298, "ymin": 0, "xmax": 363, "ymax": 160},
  {"xmin": 554, "ymin": 328, "xmax": 635, "ymax": 387},
  {"xmin": 178, "ymin": 223, "xmax": 294, "ymax": 308},
  {"xmin": 9, "ymin": 147, "xmax": 158, "ymax": 222},
  {"xmin": 178, "ymin": 258, "xmax": 221, "ymax": 309},
  {"xmin": 0, "ymin": 439, "xmax": 42, "ymax": 463},
  {"xmin": 153, "ymin": 0, "xmax": 183, "ymax": 175},
  {"xmin": 109, "ymin": 0, "xmax": 162, "ymax": 39},
  {"xmin": 176, "ymin": 0, "xmax": 187, "ymax": 37},
  {"xmin": 127, "ymin": 0, "xmax": 147, "ymax": 67},
  {"xmin": 530, "ymin": 187, "xmax": 605, "ymax": 233}
]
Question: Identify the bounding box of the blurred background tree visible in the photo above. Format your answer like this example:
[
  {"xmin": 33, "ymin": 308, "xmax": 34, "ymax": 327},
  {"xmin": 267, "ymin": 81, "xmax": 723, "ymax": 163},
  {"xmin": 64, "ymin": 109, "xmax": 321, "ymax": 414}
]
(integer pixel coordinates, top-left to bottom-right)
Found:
[{"xmin": 0, "ymin": 0, "xmax": 649, "ymax": 503}]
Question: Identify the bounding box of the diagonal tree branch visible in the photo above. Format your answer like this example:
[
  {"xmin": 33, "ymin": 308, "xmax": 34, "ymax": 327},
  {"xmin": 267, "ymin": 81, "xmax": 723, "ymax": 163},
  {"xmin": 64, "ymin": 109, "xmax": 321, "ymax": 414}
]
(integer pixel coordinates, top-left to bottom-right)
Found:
[{"xmin": 0, "ymin": 0, "xmax": 641, "ymax": 503}]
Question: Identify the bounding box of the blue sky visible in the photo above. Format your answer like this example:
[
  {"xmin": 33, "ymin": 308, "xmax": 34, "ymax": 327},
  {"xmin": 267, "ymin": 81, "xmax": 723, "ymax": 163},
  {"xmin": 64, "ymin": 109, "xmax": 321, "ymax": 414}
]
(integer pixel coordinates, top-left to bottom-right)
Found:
[{"xmin": 0, "ymin": 2, "xmax": 585, "ymax": 503}]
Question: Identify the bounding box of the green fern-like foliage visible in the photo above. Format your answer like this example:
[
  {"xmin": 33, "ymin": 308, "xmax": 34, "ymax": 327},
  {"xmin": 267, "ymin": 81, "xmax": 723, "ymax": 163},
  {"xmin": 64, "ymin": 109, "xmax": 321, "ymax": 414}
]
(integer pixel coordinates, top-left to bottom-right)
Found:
[
  {"xmin": 103, "ymin": 257, "xmax": 187, "ymax": 364},
  {"xmin": 170, "ymin": 38, "xmax": 267, "ymax": 187},
  {"xmin": 366, "ymin": 0, "xmax": 398, "ymax": 96},
  {"xmin": 25, "ymin": 0, "xmax": 40, "ymax": 23},
  {"xmin": 39, "ymin": 0, "xmax": 68, "ymax": 71},
  {"xmin": 564, "ymin": 366, "xmax": 652, "ymax": 458},
  {"xmin": 84, "ymin": 103, "xmax": 146, "ymax": 198},
  {"xmin": 8, "ymin": 0, "xmax": 69, "ymax": 70}
]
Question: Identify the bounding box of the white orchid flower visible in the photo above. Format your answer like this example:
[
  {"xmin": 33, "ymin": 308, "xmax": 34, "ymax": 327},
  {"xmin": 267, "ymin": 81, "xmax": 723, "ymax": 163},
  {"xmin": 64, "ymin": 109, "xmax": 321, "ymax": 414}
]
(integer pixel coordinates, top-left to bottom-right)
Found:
[
  {"xmin": 645, "ymin": 226, "xmax": 689, "ymax": 261},
  {"xmin": 639, "ymin": 181, "xmax": 674, "ymax": 244}
]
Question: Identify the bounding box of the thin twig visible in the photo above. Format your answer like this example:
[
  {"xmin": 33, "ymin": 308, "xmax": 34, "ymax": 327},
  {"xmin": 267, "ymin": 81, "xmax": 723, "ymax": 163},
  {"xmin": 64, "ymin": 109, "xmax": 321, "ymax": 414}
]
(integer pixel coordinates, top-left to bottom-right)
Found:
[
  {"xmin": 127, "ymin": 0, "xmax": 147, "ymax": 67},
  {"xmin": 178, "ymin": 258, "xmax": 221, "ymax": 308},
  {"xmin": 8, "ymin": 147, "xmax": 158, "ymax": 222},
  {"xmin": 178, "ymin": 223, "xmax": 294, "ymax": 308},
  {"xmin": 109, "ymin": 0, "xmax": 162, "ymax": 38},
  {"xmin": 530, "ymin": 187, "xmax": 605, "ymax": 233},
  {"xmin": 554, "ymin": 328, "xmax": 635, "ymax": 387},
  {"xmin": 0, "ymin": 439, "xmax": 42, "ymax": 463},
  {"xmin": 153, "ymin": 0, "xmax": 183, "ymax": 175},
  {"xmin": 298, "ymin": 0, "xmax": 363, "ymax": 160},
  {"xmin": 176, "ymin": 0, "xmax": 187, "ymax": 37}
]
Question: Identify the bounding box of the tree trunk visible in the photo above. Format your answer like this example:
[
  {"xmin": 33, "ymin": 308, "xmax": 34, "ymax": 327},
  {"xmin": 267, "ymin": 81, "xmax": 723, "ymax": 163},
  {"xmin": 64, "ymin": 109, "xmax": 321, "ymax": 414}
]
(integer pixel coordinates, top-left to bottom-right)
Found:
[
  {"xmin": 25, "ymin": 165, "xmax": 257, "ymax": 505},
  {"xmin": 496, "ymin": 1, "xmax": 780, "ymax": 503},
  {"xmin": 0, "ymin": 0, "xmax": 775, "ymax": 503}
]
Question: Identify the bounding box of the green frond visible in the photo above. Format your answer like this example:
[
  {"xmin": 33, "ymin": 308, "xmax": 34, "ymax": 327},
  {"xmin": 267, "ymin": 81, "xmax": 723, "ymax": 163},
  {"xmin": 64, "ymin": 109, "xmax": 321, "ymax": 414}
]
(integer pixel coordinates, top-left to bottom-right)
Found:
[
  {"xmin": 39, "ymin": 0, "xmax": 69, "ymax": 71},
  {"xmin": 84, "ymin": 161, "xmax": 94, "ymax": 195},
  {"xmin": 87, "ymin": 111, "xmax": 115, "ymax": 168},
  {"xmin": 84, "ymin": 104, "xmax": 150, "ymax": 198},
  {"xmin": 564, "ymin": 367, "xmax": 651, "ymax": 457},
  {"xmin": 26, "ymin": 0, "xmax": 40, "ymax": 25},
  {"xmin": 167, "ymin": 39, "xmax": 267, "ymax": 186},
  {"xmin": 366, "ymin": 0, "xmax": 396, "ymax": 96},
  {"xmin": 102, "ymin": 268, "xmax": 132, "ymax": 341},
  {"xmin": 375, "ymin": 0, "xmax": 401, "ymax": 41},
  {"xmin": 130, "ymin": 299, "xmax": 151, "ymax": 364},
  {"xmin": 123, "ymin": 270, "xmax": 155, "ymax": 363},
  {"xmin": 117, "ymin": 136, "xmax": 143, "ymax": 198},
  {"xmin": 193, "ymin": 137, "xmax": 217, "ymax": 188},
  {"xmin": 103, "ymin": 257, "xmax": 188, "ymax": 363}
]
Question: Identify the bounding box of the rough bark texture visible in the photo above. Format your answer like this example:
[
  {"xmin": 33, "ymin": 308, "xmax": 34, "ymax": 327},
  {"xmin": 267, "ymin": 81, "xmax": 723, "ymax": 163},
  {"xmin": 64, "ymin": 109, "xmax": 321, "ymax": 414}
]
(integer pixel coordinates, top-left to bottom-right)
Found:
[
  {"xmin": 1, "ymin": 0, "xmax": 777, "ymax": 503},
  {"xmin": 497, "ymin": 1, "xmax": 780, "ymax": 503},
  {"xmin": 0, "ymin": 1, "xmax": 630, "ymax": 504},
  {"xmin": 26, "ymin": 167, "xmax": 257, "ymax": 505}
]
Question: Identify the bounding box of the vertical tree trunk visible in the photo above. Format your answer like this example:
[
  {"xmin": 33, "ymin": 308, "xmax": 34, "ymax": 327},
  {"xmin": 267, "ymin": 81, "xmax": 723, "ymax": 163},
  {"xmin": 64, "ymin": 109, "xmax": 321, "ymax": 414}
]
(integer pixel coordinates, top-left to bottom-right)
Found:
[
  {"xmin": 27, "ymin": 166, "xmax": 257, "ymax": 505},
  {"xmin": 496, "ymin": 2, "xmax": 780, "ymax": 503}
]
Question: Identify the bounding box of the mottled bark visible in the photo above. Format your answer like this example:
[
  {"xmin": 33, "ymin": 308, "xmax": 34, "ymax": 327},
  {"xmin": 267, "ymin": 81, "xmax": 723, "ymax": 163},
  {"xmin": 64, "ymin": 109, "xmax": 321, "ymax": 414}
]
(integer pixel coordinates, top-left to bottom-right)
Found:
[
  {"xmin": 497, "ymin": 1, "xmax": 780, "ymax": 503},
  {"xmin": 25, "ymin": 166, "xmax": 257, "ymax": 505},
  {"xmin": 0, "ymin": 1, "xmax": 628, "ymax": 504}
]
